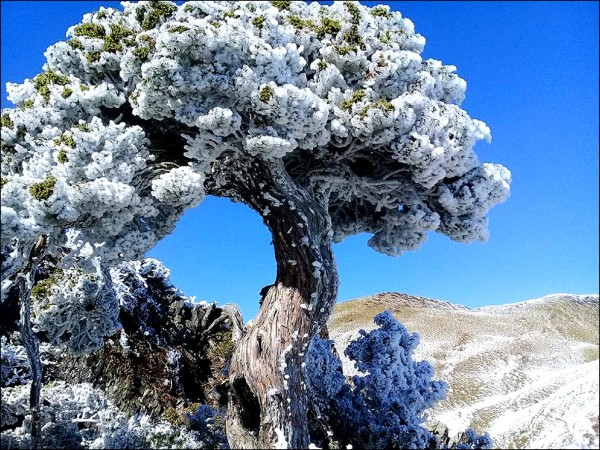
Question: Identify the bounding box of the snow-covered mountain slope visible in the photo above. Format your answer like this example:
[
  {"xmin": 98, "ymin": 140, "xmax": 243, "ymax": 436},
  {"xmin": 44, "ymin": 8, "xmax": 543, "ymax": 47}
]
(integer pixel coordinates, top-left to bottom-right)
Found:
[{"xmin": 328, "ymin": 293, "xmax": 600, "ymax": 449}]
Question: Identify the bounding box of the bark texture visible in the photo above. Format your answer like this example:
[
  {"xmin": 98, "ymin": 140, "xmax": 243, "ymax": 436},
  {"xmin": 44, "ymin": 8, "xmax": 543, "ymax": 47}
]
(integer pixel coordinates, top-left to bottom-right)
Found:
[{"xmin": 214, "ymin": 159, "xmax": 338, "ymax": 449}]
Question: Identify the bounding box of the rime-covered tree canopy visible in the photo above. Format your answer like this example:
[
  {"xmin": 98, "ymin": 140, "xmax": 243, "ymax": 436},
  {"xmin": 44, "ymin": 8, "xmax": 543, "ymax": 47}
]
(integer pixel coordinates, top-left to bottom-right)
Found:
[{"xmin": 1, "ymin": 0, "xmax": 510, "ymax": 277}]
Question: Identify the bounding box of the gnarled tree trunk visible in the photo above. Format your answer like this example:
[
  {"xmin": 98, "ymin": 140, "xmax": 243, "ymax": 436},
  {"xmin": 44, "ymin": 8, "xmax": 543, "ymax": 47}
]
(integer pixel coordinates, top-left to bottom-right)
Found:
[{"xmin": 218, "ymin": 159, "xmax": 338, "ymax": 449}]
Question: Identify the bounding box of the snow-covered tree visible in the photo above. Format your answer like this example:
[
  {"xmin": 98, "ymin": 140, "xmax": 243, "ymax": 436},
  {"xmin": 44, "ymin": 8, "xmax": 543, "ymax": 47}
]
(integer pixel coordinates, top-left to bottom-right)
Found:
[{"xmin": 1, "ymin": 1, "xmax": 510, "ymax": 448}]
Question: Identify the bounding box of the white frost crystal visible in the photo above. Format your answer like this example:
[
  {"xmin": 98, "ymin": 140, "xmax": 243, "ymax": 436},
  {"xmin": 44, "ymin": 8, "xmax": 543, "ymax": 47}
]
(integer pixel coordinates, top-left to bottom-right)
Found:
[
  {"xmin": 151, "ymin": 166, "xmax": 205, "ymax": 207},
  {"xmin": 1, "ymin": 380, "xmax": 223, "ymax": 450}
]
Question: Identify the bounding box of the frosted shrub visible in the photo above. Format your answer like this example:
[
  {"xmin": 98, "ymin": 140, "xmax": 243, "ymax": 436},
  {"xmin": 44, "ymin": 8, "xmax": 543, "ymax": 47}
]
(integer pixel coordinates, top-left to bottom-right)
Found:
[
  {"xmin": 455, "ymin": 429, "xmax": 494, "ymax": 450},
  {"xmin": 110, "ymin": 258, "xmax": 182, "ymax": 339},
  {"xmin": 306, "ymin": 311, "xmax": 492, "ymax": 449},
  {"xmin": 345, "ymin": 311, "xmax": 447, "ymax": 448},
  {"xmin": 0, "ymin": 336, "xmax": 30, "ymax": 387},
  {"xmin": 31, "ymin": 258, "xmax": 120, "ymax": 355}
]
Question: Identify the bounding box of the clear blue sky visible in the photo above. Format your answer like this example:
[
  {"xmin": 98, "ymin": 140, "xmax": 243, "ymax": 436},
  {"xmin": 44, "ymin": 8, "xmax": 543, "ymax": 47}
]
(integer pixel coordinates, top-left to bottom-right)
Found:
[{"xmin": 2, "ymin": 1, "xmax": 598, "ymax": 321}]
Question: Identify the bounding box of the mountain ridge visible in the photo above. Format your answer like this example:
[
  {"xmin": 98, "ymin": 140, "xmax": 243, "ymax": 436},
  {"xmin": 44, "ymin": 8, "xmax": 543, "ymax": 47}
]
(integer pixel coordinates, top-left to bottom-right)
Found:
[{"xmin": 339, "ymin": 292, "xmax": 599, "ymax": 311}]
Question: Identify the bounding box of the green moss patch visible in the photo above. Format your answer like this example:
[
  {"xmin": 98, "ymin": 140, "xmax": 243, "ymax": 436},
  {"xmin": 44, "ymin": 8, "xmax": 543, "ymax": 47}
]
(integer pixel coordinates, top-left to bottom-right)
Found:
[
  {"xmin": 169, "ymin": 25, "xmax": 189, "ymax": 33},
  {"xmin": 62, "ymin": 87, "xmax": 73, "ymax": 99},
  {"xmin": 340, "ymin": 89, "xmax": 367, "ymax": 111},
  {"xmin": 74, "ymin": 23, "xmax": 106, "ymax": 39},
  {"xmin": 252, "ymin": 15, "xmax": 266, "ymax": 29},
  {"xmin": 336, "ymin": 45, "xmax": 354, "ymax": 56},
  {"xmin": 344, "ymin": 2, "xmax": 361, "ymax": 23},
  {"xmin": 288, "ymin": 15, "xmax": 316, "ymax": 31},
  {"xmin": 67, "ymin": 39, "xmax": 85, "ymax": 50},
  {"xmin": 318, "ymin": 17, "xmax": 341, "ymax": 38},
  {"xmin": 29, "ymin": 176, "xmax": 57, "ymax": 201},
  {"xmin": 317, "ymin": 60, "xmax": 329, "ymax": 71},
  {"xmin": 371, "ymin": 6, "xmax": 393, "ymax": 19},
  {"xmin": 57, "ymin": 149, "xmax": 69, "ymax": 164},
  {"xmin": 271, "ymin": 1, "xmax": 291, "ymax": 10},
  {"xmin": 54, "ymin": 133, "xmax": 76, "ymax": 148},
  {"xmin": 102, "ymin": 24, "xmax": 134, "ymax": 53},
  {"xmin": 21, "ymin": 99, "xmax": 35, "ymax": 109},
  {"xmin": 133, "ymin": 46, "xmax": 150, "ymax": 62},
  {"xmin": 259, "ymin": 85, "xmax": 274, "ymax": 102},
  {"xmin": 33, "ymin": 71, "xmax": 70, "ymax": 103},
  {"xmin": 1, "ymin": 113, "xmax": 14, "ymax": 129},
  {"xmin": 31, "ymin": 268, "xmax": 64, "ymax": 299},
  {"xmin": 359, "ymin": 99, "xmax": 394, "ymax": 118},
  {"xmin": 340, "ymin": 2, "xmax": 366, "ymax": 52},
  {"xmin": 86, "ymin": 51, "xmax": 101, "ymax": 63},
  {"xmin": 137, "ymin": 1, "xmax": 178, "ymax": 31}
]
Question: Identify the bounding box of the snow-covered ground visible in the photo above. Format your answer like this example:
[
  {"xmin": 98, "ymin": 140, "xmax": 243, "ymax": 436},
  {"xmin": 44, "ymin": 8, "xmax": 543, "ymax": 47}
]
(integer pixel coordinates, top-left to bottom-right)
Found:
[{"xmin": 329, "ymin": 293, "xmax": 599, "ymax": 449}]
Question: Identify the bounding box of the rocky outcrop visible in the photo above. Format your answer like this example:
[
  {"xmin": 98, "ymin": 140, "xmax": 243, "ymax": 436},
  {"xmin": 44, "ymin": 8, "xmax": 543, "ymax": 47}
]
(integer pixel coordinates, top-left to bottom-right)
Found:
[
  {"xmin": 2, "ymin": 258, "xmax": 241, "ymax": 434},
  {"xmin": 44, "ymin": 263, "xmax": 241, "ymax": 421}
]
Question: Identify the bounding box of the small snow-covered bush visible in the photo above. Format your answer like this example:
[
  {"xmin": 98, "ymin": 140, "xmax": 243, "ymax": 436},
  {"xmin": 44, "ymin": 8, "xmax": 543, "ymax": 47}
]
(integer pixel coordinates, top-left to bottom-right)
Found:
[
  {"xmin": 455, "ymin": 428, "xmax": 494, "ymax": 449},
  {"xmin": 343, "ymin": 310, "xmax": 447, "ymax": 448},
  {"xmin": 306, "ymin": 311, "xmax": 492, "ymax": 449}
]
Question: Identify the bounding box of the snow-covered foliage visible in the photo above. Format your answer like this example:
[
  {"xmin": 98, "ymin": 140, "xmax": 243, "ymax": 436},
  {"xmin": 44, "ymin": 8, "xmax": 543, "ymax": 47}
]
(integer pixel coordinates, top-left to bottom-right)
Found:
[
  {"xmin": 111, "ymin": 258, "xmax": 172, "ymax": 312},
  {"xmin": 1, "ymin": 336, "xmax": 30, "ymax": 387},
  {"xmin": 0, "ymin": 380, "xmax": 226, "ymax": 450},
  {"xmin": 31, "ymin": 258, "xmax": 120, "ymax": 355},
  {"xmin": 1, "ymin": 0, "xmax": 510, "ymax": 287},
  {"xmin": 344, "ymin": 311, "xmax": 448, "ymax": 448},
  {"xmin": 306, "ymin": 311, "xmax": 492, "ymax": 449},
  {"xmin": 109, "ymin": 258, "xmax": 189, "ymax": 340}
]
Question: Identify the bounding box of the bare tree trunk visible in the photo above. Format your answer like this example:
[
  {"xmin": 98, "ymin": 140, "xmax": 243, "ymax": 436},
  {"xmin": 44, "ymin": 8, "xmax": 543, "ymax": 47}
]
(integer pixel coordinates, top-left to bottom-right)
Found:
[
  {"xmin": 221, "ymin": 160, "xmax": 338, "ymax": 449},
  {"xmin": 18, "ymin": 273, "xmax": 43, "ymax": 450},
  {"xmin": 16, "ymin": 236, "xmax": 47, "ymax": 450}
]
